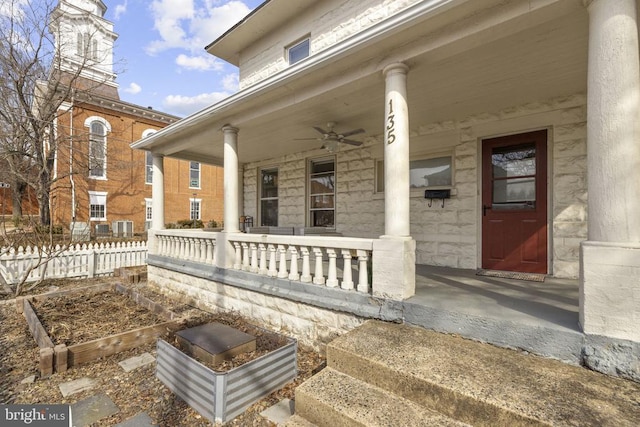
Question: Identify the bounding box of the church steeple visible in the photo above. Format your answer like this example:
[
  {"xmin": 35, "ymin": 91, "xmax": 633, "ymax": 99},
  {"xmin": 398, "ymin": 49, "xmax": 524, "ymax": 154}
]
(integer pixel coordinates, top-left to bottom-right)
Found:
[{"xmin": 51, "ymin": 0, "xmax": 119, "ymax": 97}]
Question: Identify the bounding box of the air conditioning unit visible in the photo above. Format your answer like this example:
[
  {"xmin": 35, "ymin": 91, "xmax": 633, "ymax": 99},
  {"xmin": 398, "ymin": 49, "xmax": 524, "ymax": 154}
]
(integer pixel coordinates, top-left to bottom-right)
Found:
[
  {"xmin": 112, "ymin": 220, "xmax": 133, "ymax": 238},
  {"xmin": 95, "ymin": 224, "xmax": 110, "ymax": 237},
  {"xmin": 71, "ymin": 222, "xmax": 90, "ymax": 242}
]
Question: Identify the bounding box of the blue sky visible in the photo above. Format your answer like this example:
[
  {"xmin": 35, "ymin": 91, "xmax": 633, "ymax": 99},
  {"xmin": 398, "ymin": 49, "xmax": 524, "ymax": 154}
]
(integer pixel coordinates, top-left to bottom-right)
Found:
[{"xmin": 105, "ymin": 0, "xmax": 264, "ymax": 117}]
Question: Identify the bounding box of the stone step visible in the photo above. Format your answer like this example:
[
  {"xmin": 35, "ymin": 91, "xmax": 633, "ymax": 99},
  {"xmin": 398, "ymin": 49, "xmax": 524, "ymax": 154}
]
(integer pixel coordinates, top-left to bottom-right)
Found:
[
  {"xmin": 295, "ymin": 367, "xmax": 469, "ymax": 427},
  {"xmin": 325, "ymin": 320, "xmax": 640, "ymax": 427}
]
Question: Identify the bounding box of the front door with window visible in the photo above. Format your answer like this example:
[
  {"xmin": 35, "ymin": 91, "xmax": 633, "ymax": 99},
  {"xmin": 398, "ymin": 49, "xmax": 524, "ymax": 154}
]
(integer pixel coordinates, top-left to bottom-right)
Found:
[{"xmin": 481, "ymin": 130, "xmax": 548, "ymax": 274}]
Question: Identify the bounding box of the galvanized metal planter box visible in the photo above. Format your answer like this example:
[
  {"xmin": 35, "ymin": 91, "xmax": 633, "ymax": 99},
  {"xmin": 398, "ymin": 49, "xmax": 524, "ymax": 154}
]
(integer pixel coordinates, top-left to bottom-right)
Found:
[{"xmin": 156, "ymin": 335, "xmax": 297, "ymax": 423}]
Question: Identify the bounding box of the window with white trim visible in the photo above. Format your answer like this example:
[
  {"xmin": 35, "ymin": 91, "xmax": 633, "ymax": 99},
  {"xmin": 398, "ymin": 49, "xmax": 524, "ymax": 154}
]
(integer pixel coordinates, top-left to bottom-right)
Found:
[
  {"xmin": 145, "ymin": 198, "xmax": 153, "ymax": 221},
  {"xmin": 308, "ymin": 158, "xmax": 335, "ymax": 227},
  {"xmin": 142, "ymin": 130, "xmax": 157, "ymax": 185},
  {"xmin": 189, "ymin": 162, "xmax": 200, "ymax": 188},
  {"xmin": 287, "ymin": 36, "xmax": 310, "ymax": 65},
  {"xmin": 376, "ymin": 154, "xmax": 453, "ymax": 193},
  {"xmin": 89, "ymin": 191, "xmax": 107, "ymax": 221},
  {"xmin": 259, "ymin": 168, "xmax": 278, "ymax": 226},
  {"xmin": 190, "ymin": 198, "xmax": 201, "ymax": 221},
  {"xmin": 85, "ymin": 116, "xmax": 110, "ymax": 179},
  {"xmin": 145, "ymin": 152, "xmax": 153, "ymax": 184}
]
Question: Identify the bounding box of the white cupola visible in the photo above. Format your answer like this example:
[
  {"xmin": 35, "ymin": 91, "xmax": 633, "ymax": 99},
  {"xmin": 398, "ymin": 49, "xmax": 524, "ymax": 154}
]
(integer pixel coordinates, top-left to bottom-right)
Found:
[{"xmin": 50, "ymin": 0, "xmax": 119, "ymax": 91}]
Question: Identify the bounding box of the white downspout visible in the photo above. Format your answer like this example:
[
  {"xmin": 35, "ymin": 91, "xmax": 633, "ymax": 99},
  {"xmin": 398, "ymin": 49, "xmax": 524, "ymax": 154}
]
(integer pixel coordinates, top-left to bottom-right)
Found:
[{"xmin": 69, "ymin": 90, "xmax": 76, "ymax": 224}]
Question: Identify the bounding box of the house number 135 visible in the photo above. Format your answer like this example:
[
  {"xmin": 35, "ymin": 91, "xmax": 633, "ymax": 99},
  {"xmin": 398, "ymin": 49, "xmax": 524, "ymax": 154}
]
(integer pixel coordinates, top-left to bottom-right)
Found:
[{"xmin": 386, "ymin": 99, "xmax": 396, "ymax": 145}]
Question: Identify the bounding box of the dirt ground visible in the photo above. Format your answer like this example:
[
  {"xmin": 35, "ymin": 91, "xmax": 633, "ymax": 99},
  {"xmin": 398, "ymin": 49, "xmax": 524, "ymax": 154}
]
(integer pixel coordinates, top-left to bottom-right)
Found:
[{"xmin": 0, "ymin": 276, "xmax": 325, "ymax": 426}]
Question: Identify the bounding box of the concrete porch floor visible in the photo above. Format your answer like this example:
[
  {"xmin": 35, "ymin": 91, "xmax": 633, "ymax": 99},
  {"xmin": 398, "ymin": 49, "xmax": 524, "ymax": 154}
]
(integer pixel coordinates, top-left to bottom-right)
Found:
[{"xmin": 402, "ymin": 265, "xmax": 583, "ymax": 364}]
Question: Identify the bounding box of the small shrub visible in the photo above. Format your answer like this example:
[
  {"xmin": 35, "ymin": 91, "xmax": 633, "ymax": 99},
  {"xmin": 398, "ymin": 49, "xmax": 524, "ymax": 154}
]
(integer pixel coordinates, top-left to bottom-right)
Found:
[
  {"xmin": 177, "ymin": 219, "xmax": 204, "ymax": 229},
  {"xmin": 35, "ymin": 224, "xmax": 64, "ymax": 234}
]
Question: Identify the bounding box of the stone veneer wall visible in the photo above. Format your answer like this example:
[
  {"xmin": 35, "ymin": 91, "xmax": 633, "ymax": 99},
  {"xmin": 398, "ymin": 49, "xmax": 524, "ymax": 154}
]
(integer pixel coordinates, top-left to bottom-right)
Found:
[
  {"xmin": 147, "ymin": 265, "xmax": 365, "ymax": 350},
  {"xmin": 239, "ymin": 0, "xmax": 422, "ymax": 89},
  {"xmin": 242, "ymin": 94, "xmax": 587, "ymax": 278}
]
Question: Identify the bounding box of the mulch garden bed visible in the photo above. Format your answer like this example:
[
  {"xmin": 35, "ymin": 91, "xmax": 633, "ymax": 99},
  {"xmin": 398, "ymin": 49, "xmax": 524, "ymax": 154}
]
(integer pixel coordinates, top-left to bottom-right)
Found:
[
  {"xmin": 0, "ymin": 275, "xmax": 325, "ymax": 426},
  {"xmin": 31, "ymin": 291, "xmax": 166, "ymax": 346}
]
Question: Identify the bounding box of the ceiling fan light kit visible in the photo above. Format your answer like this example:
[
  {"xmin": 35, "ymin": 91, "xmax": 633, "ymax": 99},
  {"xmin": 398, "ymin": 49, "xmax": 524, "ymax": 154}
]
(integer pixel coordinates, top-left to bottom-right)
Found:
[{"xmin": 322, "ymin": 140, "xmax": 340, "ymax": 153}]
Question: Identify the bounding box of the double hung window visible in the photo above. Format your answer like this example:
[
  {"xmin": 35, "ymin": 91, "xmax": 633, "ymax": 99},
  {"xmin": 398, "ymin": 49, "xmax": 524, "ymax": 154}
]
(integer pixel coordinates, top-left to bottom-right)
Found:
[
  {"xmin": 308, "ymin": 158, "xmax": 335, "ymax": 227},
  {"xmin": 190, "ymin": 162, "xmax": 201, "ymax": 188},
  {"xmin": 376, "ymin": 155, "xmax": 453, "ymax": 192},
  {"xmin": 259, "ymin": 168, "xmax": 278, "ymax": 226},
  {"xmin": 190, "ymin": 198, "xmax": 201, "ymax": 221},
  {"xmin": 89, "ymin": 191, "xmax": 107, "ymax": 221}
]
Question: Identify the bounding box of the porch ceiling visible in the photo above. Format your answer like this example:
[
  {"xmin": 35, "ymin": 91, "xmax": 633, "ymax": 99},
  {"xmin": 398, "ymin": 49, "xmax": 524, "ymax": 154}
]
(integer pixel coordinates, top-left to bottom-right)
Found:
[{"xmin": 135, "ymin": 0, "xmax": 588, "ymax": 166}]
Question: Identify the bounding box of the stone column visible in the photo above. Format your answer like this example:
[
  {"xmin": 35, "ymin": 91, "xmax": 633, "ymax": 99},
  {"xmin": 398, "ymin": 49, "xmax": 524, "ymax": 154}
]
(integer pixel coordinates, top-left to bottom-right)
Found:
[
  {"xmin": 372, "ymin": 63, "xmax": 415, "ymax": 300},
  {"xmin": 383, "ymin": 63, "xmax": 411, "ymax": 237},
  {"xmin": 223, "ymin": 125, "xmax": 240, "ymax": 233},
  {"xmin": 581, "ymin": 0, "xmax": 640, "ymax": 344},
  {"xmin": 151, "ymin": 153, "xmax": 165, "ymax": 230}
]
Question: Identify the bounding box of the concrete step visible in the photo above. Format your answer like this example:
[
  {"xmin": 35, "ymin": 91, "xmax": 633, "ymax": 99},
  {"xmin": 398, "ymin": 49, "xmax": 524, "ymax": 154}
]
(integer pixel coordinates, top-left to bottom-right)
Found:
[
  {"xmin": 324, "ymin": 320, "xmax": 640, "ymax": 427},
  {"xmin": 295, "ymin": 367, "xmax": 470, "ymax": 427}
]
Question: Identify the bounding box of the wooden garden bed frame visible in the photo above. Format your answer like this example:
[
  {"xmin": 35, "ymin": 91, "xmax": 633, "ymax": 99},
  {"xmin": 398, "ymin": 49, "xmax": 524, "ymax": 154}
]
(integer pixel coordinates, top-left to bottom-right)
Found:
[{"xmin": 16, "ymin": 282, "xmax": 180, "ymax": 377}]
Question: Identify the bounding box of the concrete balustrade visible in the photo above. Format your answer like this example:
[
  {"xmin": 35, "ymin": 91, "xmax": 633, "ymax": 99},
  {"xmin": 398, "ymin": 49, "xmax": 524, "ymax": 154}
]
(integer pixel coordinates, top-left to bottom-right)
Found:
[
  {"xmin": 228, "ymin": 234, "xmax": 373, "ymax": 293},
  {"xmin": 154, "ymin": 230, "xmax": 374, "ymax": 294},
  {"xmin": 154, "ymin": 230, "xmax": 217, "ymax": 265}
]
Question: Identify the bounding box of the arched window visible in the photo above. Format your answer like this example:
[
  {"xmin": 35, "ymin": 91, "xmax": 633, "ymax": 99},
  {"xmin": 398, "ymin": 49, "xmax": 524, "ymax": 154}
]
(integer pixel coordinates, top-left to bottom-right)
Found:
[
  {"xmin": 142, "ymin": 130, "xmax": 157, "ymax": 184},
  {"xmin": 85, "ymin": 117, "xmax": 110, "ymax": 179}
]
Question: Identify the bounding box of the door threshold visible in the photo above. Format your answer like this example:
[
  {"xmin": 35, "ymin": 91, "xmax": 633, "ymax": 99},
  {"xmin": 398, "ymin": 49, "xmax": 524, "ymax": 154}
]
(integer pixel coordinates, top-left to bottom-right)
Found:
[{"xmin": 476, "ymin": 269, "xmax": 546, "ymax": 282}]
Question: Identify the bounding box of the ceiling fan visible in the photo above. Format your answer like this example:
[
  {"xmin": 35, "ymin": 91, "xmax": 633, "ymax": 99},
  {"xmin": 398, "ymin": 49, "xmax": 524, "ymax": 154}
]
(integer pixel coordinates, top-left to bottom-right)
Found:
[{"xmin": 296, "ymin": 122, "xmax": 365, "ymax": 151}]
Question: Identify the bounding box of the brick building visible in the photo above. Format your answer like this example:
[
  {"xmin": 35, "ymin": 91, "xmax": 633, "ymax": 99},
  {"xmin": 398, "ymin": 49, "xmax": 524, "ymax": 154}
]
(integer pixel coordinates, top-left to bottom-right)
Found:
[{"xmin": 49, "ymin": 0, "xmax": 223, "ymax": 236}]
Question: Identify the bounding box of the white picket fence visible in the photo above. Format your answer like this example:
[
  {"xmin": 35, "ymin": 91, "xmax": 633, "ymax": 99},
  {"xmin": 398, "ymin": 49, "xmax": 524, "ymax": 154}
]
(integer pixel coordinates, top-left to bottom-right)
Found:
[{"xmin": 0, "ymin": 241, "xmax": 148, "ymax": 285}]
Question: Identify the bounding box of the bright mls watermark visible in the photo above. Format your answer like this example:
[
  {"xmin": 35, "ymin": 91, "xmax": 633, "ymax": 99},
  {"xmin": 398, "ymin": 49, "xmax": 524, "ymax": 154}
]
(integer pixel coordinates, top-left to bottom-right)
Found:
[{"xmin": 1, "ymin": 405, "xmax": 70, "ymax": 426}]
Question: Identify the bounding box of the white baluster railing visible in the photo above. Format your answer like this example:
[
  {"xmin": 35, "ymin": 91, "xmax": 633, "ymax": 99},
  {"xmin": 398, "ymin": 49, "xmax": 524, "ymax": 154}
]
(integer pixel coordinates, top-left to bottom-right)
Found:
[
  {"xmin": 153, "ymin": 230, "xmax": 217, "ymax": 265},
  {"xmin": 227, "ymin": 234, "xmax": 373, "ymax": 294}
]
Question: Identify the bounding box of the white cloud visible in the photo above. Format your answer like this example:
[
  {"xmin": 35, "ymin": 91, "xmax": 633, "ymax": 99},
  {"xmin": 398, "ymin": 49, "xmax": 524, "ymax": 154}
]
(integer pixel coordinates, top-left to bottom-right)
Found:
[
  {"xmin": 221, "ymin": 73, "xmax": 239, "ymax": 92},
  {"xmin": 146, "ymin": 0, "xmax": 250, "ymax": 55},
  {"xmin": 123, "ymin": 82, "xmax": 142, "ymax": 94},
  {"xmin": 175, "ymin": 54, "xmax": 222, "ymax": 71},
  {"xmin": 114, "ymin": 1, "xmax": 128, "ymax": 20},
  {"xmin": 163, "ymin": 91, "xmax": 230, "ymax": 115}
]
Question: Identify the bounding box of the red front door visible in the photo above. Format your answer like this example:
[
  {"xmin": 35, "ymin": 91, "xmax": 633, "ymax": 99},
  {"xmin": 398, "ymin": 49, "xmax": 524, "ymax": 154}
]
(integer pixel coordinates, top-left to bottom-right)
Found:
[{"xmin": 481, "ymin": 130, "xmax": 548, "ymax": 274}]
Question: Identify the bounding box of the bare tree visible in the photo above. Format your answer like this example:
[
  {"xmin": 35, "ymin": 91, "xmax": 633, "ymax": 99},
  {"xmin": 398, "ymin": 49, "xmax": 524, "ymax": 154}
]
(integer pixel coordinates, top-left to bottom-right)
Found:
[
  {"xmin": 0, "ymin": 0, "xmax": 112, "ymax": 226},
  {"xmin": 0, "ymin": 0, "xmax": 119, "ymax": 295}
]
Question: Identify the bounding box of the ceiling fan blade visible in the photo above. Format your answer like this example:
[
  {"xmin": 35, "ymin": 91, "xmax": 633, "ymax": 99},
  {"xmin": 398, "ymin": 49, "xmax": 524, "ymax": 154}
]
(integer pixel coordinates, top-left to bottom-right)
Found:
[
  {"xmin": 294, "ymin": 137, "xmax": 320, "ymax": 141},
  {"xmin": 341, "ymin": 128, "xmax": 365, "ymax": 137},
  {"xmin": 313, "ymin": 126, "xmax": 328, "ymax": 135},
  {"xmin": 340, "ymin": 139, "xmax": 363, "ymax": 146}
]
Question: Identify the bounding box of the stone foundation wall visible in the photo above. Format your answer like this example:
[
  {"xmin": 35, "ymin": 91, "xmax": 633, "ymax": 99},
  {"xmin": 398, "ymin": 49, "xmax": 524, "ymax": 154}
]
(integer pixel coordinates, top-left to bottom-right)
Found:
[{"xmin": 148, "ymin": 265, "xmax": 365, "ymax": 350}]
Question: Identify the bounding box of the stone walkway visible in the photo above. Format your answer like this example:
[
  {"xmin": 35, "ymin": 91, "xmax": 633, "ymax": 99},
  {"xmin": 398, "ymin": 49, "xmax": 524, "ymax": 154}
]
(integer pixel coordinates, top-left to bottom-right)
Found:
[
  {"xmin": 60, "ymin": 353, "xmax": 158, "ymax": 426},
  {"xmin": 61, "ymin": 352, "xmax": 291, "ymax": 426}
]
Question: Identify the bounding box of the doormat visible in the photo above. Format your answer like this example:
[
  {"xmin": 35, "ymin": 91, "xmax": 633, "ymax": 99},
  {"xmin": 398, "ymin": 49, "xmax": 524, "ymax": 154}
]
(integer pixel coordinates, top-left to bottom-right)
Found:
[{"xmin": 476, "ymin": 270, "xmax": 546, "ymax": 282}]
